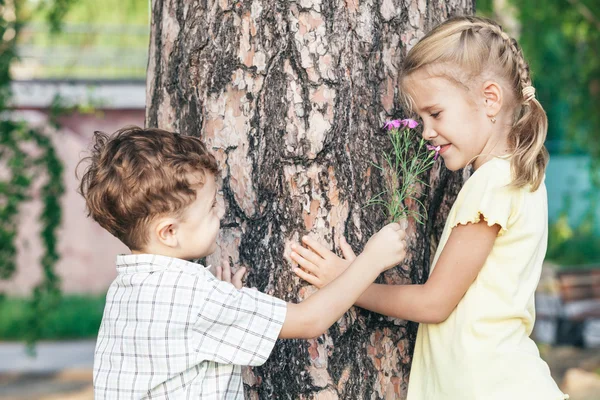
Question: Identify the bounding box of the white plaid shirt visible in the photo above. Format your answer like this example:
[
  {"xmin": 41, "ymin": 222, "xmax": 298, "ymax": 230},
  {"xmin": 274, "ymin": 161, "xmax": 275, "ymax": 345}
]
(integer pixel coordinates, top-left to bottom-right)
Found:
[{"xmin": 93, "ymin": 254, "xmax": 287, "ymax": 399}]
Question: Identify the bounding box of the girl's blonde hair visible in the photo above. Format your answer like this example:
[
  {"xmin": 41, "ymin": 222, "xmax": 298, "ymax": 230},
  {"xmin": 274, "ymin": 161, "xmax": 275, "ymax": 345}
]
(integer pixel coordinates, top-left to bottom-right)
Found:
[{"xmin": 401, "ymin": 15, "xmax": 548, "ymax": 191}]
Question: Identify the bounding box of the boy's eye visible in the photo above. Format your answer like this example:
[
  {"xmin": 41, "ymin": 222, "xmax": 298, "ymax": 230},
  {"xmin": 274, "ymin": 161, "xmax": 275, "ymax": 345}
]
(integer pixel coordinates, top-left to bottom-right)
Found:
[{"xmin": 212, "ymin": 199, "xmax": 217, "ymax": 208}]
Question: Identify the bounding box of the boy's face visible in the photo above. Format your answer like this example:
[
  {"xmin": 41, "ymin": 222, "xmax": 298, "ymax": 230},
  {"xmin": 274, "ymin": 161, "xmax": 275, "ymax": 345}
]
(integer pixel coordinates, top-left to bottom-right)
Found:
[{"xmin": 176, "ymin": 173, "xmax": 224, "ymax": 260}]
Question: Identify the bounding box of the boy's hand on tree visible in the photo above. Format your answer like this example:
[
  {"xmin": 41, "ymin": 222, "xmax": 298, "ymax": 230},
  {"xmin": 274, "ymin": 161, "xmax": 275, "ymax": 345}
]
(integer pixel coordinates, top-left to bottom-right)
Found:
[
  {"xmin": 291, "ymin": 236, "xmax": 357, "ymax": 289},
  {"xmin": 213, "ymin": 260, "xmax": 247, "ymax": 290}
]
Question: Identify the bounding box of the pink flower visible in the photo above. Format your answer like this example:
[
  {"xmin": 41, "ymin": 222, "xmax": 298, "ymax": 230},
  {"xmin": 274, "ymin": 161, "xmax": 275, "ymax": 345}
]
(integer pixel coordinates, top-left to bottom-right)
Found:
[
  {"xmin": 384, "ymin": 120, "xmax": 402, "ymax": 130},
  {"xmin": 427, "ymin": 144, "xmax": 441, "ymax": 160},
  {"xmin": 384, "ymin": 119, "xmax": 419, "ymax": 130},
  {"xmin": 403, "ymin": 119, "xmax": 419, "ymax": 129}
]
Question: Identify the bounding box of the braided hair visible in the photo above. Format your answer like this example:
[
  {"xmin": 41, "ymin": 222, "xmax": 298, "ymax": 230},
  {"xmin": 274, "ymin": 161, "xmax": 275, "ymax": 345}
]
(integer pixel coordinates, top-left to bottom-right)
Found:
[{"xmin": 401, "ymin": 16, "xmax": 548, "ymax": 191}]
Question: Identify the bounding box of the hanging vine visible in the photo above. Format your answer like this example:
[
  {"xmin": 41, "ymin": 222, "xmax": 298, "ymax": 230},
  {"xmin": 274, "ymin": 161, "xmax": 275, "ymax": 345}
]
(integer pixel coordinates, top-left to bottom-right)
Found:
[{"xmin": 0, "ymin": 0, "xmax": 68, "ymax": 348}]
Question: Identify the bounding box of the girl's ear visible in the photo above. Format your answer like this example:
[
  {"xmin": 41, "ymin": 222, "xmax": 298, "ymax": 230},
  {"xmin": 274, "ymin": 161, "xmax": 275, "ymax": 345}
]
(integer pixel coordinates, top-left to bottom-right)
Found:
[
  {"xmin": 481, "ymin": 80, "xmax": 503, "ymax": 117},
  {"xmin": 155, "ymin": 217, "xmax": 180, "ymax": 248}
]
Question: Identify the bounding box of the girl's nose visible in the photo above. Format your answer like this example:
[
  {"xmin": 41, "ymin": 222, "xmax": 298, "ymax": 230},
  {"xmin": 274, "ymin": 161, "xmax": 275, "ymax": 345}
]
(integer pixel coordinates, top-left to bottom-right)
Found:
[{"xmin": 422, "ymin": 125, "xmax": 438, "ymax": 141}]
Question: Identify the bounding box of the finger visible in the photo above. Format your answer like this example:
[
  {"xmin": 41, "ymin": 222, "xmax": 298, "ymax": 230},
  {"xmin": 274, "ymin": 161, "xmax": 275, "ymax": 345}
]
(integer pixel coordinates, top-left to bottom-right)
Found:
[
  {"xmin": 397, "ymin": 229, "xmax": 407, "ymax": 240},
  {"xmin": 292, "ymin": 243, "xmax": 325, "ymax": 266},
  {"xmin": 290, "ymin": 251, "xmax": 320, "ymax": 275},
  {"xmin": 399, "ymin": 249, "xmax": 407, "ymax": 262},
  {"xmin": 208, "ymin": 264, "xmax": 218, "ymax": 276},
  {"xmin": 398, "ymin": 217, "xmax": 408, "ymax": 230},
  {"xmin": 232, "ymin": 267, "xmax": 247, "ymax": 289},
  {"xmin": 391, "ymin": 251, "xmax": 407, "ymax": 267},
  {"xmin": 340, "ymin": 237, "xmax": 357, "ymax": 261},
  {"xmin": 222, "ymin": 261, "xmax": 231, "ymax": 283},
  {"xmin": 293, "ymin": 267, "xmax": 321, "ymax": 287},
  {"xmin": 216, "ymin": 265, "xmax": 223, "ymax": 281},
  {"xmin": 301, "ymin": 236, "xmax": 335, "ymax": 260},
  {"xmin": 386, "ymin": 222, "xmax": 401, "ymax": 231},
  {"xmin": 396, "ymin": 237, "xmax": 405, "ymax": 250}
]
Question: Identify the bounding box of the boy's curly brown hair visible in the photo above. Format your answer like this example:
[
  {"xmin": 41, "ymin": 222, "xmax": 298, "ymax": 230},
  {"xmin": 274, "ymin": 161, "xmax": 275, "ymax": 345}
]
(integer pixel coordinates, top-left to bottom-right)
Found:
[{"xmin": 78, "ymin": 126, "xmax": 219, "ymax": 250}]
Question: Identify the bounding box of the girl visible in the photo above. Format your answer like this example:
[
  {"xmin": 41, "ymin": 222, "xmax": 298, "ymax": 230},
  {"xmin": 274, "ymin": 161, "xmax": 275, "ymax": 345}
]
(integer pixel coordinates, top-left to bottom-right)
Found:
[{"xmin": 290, "ymin": 15, "xmax": 568, "ymax": 400}]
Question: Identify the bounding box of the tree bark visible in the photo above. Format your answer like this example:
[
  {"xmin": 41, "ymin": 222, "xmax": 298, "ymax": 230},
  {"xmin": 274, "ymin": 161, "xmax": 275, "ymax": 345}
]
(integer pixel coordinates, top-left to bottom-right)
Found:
[{"xmin": 146, "ymin": 0, "xmax": 473, "ymax": 398}]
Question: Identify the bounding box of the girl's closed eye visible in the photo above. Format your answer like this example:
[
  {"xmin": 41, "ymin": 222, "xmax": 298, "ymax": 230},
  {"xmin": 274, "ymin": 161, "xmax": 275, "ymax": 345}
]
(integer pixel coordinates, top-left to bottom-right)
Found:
[{"xmin": 430, "ymin": 111, "xmax": 441, "ymax": 119}]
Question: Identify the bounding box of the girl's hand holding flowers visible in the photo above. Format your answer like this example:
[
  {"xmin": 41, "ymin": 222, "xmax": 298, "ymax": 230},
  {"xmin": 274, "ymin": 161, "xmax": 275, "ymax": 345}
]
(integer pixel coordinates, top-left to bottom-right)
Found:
[{"xmin": 293, "ymin": 118, "xmax": 437, "ymax": 288}]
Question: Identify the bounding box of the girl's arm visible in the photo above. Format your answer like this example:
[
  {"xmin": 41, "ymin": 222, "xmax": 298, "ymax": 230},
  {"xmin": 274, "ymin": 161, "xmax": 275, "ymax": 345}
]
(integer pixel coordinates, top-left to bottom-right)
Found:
[
  {"xmin": 280, "ymin": 223, "xmax": 407, "ymax": 339},
  {"xmin": 291, "ymin": 216, "xmax": 499, "ymax": 324}
]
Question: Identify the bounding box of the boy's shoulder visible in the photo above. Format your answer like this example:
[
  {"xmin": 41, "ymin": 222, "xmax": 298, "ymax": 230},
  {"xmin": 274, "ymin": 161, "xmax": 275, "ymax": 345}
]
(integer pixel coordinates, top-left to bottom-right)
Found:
[
  {"xmin": 115, "ymin": 254, "xmax": 210, "ymax": 276},
  {"xmin": 112, "ymin": 254, "xmax": 216, "ymax": 298},
  {"xmin": 110, "ymin": 254, "xmax": 287, "ymax": 315},
  {"xmin": 111, "ymin": 254, "xmax": 280, "ymax": 305}
]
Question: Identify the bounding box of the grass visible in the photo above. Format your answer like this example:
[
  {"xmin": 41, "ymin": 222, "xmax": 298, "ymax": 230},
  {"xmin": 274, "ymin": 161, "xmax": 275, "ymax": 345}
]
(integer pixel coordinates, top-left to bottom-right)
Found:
[{"xmin": 0, "ymin": 294, "xmax": 105, "ymax": 341}]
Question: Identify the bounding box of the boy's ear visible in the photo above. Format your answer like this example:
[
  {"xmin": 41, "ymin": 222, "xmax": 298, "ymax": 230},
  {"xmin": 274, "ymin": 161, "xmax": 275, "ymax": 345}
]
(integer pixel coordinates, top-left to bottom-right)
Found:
[
  {"xmin": 481, "ymin": 80, "xmax": 503, "ymax": 117},
  {"xmin": 154, "ymin": 217, "xmax": 180, "ymax": 248}
]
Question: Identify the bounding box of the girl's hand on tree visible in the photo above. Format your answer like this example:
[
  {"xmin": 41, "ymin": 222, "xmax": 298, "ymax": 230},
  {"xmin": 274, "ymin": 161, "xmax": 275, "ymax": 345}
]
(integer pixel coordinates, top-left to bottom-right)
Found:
[
  {"xmin": 212, "ymin": 260, "xmax": 247, "ymax": 290},
  {"xmin": 291, "ymin": 236, "xmax": 357, "ymax": 289}
]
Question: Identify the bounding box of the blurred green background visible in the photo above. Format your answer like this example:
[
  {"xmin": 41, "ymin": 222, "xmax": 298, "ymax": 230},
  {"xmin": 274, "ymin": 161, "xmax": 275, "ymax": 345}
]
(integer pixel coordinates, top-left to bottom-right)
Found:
[
  {"xmin": 478, "ymin": 0, "xmax": 600, "ymax": 267},
  {"xmin": 14, "ymin": 0, "xmax": 149, "ymax": 79}
]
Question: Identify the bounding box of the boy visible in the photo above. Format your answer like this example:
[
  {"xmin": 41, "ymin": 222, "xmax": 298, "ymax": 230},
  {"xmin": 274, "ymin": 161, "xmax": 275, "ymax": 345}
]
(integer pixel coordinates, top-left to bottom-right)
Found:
[{"xmin": 78, "ymin": 126, "xmax": 407, "ymax": 399}]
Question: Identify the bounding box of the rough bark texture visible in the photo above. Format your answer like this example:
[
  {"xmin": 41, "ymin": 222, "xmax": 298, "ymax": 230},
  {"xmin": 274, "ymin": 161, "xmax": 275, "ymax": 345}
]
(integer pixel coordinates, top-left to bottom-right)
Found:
[{"xmin": 146, "ymin": 0, "xmax": 474, "ymax": 398}]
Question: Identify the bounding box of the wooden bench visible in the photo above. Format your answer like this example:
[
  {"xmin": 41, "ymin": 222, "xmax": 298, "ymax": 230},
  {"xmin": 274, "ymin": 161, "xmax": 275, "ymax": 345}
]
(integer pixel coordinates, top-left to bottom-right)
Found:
[
  {"xmin": 557, "ymin": 269, "xmax": 600, "ymax": 320},
  {"xmin": 555, "ymin": 269, "xmax": 600, "ymax": 347}
]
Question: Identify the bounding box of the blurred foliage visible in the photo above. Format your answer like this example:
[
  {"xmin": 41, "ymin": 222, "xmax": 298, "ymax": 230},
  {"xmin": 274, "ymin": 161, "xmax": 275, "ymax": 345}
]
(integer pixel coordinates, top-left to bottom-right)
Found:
[
  {"xmin": 547, "ymin": 214, "xmax": 600, "ymax": 267},
  {"xmin": 478, "ymin": 1, "xmax": 600, "ymax": 267},
  {"xmin": 36, "ymin": 0, "xmax": 148, "ymax": 25},
  {"xmin": 48, "ymin": 93, "xmax": 107, "ymax": 127},
  {"xmin": 0, "ymin": 0, "xmax": 74, "ymax": 349},
  {"xmin": 1, "ymin": 0, "xmax": 146, "ymax": 347},
  {"xmin": 0, "ymin": 295, "xmax": 105, "ymax": 339},
  {"xmin": 0, "ymin": 126, "xmax": 66, "ymax": 349},
  {"xmin": 16, "ymin": 0, "xmax": 149, "ymax": 79},
  {"xmin": 0, "ymin": 122, "xmax": 65, "ymax": 348},
  {"xmin": 477, "ymin": 0, "xmax": 600, "ymax": 173},
  {"xmin": 35, "ymin": 0, "xmax": 77, "ymax": 32}
]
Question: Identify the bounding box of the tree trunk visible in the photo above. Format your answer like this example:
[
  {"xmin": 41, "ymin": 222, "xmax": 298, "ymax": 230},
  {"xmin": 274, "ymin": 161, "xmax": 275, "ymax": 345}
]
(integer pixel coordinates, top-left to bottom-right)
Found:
[{"xmin": 146, "ymin": 0, "xmax": 473, "ymax": 398}]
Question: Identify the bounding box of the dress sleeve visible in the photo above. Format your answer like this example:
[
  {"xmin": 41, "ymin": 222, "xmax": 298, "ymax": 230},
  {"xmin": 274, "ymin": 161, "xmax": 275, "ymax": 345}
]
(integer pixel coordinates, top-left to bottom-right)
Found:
[
  {"xmin": 193, "ymin": 273, "xmax": 287, "ymax": 366},
  {"xmin": 451, "ymin": 167, "xmax": 517, "ymax": 237}
]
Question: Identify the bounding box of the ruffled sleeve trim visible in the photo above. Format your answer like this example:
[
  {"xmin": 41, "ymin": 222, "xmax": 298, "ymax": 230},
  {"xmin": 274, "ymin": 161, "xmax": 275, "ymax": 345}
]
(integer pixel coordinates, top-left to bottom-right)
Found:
[
  {"xmin": 450, "ymin": 159, "xmax": 516, "ymax": 237},
  {"xmin": 452, "ymin": 210, "xmax": 509, "ymax": 237}
]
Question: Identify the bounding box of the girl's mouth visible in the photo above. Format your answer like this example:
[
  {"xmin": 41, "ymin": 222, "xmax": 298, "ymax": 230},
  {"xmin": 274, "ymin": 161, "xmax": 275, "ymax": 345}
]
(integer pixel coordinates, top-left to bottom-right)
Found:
[{"xmin": 439, "ymin": 144, "xmax": 451, "ymax": 154}]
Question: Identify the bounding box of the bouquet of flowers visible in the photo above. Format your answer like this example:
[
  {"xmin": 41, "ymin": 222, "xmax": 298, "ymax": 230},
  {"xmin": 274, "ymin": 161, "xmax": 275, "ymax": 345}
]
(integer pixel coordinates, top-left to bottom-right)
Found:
[{"xmin": 367, "ymin": 119, "xmax": 440, "ymax": 224}]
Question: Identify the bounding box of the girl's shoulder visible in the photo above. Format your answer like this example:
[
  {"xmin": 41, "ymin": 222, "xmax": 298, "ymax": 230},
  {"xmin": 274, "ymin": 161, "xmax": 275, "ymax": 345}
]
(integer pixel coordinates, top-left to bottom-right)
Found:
[
  {"xmin": 453, "ymin": 157, "xmax": 521, "ymax": 236},
  {"xmin": 468, "ymin": 157, "xmax": 513, "ymax": 187}
]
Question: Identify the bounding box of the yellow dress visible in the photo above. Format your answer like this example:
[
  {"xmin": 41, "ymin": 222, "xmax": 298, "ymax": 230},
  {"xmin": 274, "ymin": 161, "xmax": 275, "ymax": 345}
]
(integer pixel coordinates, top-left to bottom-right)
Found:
[{"xmin": 407, "ymin": 157, "xmax": 568, "ymax": 400}]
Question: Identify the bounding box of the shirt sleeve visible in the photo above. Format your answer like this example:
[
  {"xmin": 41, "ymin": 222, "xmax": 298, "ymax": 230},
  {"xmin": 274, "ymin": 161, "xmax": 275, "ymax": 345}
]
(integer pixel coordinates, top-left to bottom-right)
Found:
[
  {"xmin": 451, "ymin": 165, "xmax": 518, "ymax": 237},
  {"xmin": 193, "ymin": 272, "xmax": 287, "ymax": 366}
]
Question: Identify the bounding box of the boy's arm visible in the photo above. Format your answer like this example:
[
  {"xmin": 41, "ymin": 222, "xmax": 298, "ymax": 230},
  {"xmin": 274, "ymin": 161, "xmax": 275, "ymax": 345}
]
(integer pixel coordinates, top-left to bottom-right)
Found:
[
  {"xmin": 279, "ymin": 223, "xmax": 407, "ymax": 339},
  {"xmin": 292, "ymin": 217, "xmax": 499, "ymax": 324}
]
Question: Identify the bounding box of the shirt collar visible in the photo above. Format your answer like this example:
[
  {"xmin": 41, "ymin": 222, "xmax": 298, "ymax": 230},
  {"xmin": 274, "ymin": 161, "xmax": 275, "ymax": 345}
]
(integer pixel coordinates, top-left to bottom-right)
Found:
[{"xmin": 116, "ymin": 254, "xmax": 207, "ymax": 275}]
